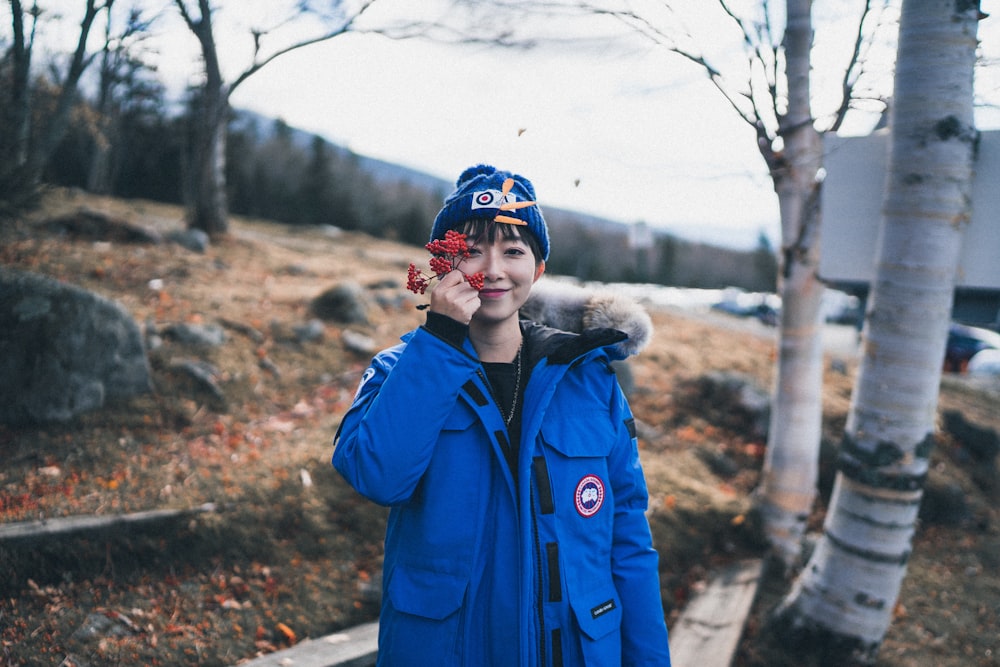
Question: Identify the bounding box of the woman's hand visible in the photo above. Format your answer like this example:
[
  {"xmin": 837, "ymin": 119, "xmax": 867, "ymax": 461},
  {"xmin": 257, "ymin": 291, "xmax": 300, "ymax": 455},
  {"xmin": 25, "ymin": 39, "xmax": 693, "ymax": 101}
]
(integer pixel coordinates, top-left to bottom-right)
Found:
[{"xmin": 429, "ymin": 270, "xmax": 481, "ymax": 325}]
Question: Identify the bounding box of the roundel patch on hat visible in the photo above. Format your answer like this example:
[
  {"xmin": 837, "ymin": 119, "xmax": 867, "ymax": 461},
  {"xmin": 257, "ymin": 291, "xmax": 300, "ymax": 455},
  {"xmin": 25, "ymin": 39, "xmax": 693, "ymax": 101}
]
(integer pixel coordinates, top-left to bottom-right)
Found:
[
  {"xmin": 471, "ymin": 189, "xmax": 516, "ymax": 210},
  {"xmin": 574, "ymin": 475, "xmax": 605, "ymax": 517}
]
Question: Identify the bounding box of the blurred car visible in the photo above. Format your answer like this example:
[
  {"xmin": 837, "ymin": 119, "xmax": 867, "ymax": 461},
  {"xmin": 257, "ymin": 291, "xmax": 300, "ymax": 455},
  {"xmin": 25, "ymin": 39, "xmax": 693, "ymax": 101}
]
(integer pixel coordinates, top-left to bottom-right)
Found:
[
  {"xmin": 944, "ymin": 323, "xmax": 1000, "ymax": 373},
  {"xmin": 968, "ymin": 348, "xmax": 1000, "ymax": 375},
  {"xmin": 711, "ymin": 289, "xmax": 781, "ymax": 326}
]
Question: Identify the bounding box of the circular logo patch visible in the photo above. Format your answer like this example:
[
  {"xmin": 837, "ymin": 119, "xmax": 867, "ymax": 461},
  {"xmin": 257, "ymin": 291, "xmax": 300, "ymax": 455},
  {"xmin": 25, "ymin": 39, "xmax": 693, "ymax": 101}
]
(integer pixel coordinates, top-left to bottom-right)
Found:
[
  {"xmin": 574, "ymin": 475, "xmax": 605, "ymax": 517},
  {"xmin": 475, "ymin": 191, "xmax": 498, "ymax": 207}
]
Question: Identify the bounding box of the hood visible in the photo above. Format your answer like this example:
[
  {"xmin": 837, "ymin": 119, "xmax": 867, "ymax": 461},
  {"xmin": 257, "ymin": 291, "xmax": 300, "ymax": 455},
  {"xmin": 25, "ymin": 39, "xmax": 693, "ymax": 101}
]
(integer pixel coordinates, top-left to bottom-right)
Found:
[{"xmin": 520, "ymin": 278, "xmax": 653, "ymax": 358}]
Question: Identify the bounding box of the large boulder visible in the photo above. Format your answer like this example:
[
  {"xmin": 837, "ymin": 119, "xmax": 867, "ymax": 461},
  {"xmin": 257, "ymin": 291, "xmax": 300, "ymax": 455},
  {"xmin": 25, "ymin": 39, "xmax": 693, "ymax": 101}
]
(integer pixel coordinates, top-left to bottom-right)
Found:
[{"xmin": 0, "ymin": 267, "xmax": 152, "ymax": 425}]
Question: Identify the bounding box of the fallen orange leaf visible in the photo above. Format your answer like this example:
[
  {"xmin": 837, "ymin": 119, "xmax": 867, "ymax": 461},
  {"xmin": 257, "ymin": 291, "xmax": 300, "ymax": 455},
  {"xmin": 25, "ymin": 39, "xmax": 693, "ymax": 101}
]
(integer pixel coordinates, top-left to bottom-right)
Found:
[{"xmin": 276, "ymin": 622, "xmax": 296, "ymax": 644}]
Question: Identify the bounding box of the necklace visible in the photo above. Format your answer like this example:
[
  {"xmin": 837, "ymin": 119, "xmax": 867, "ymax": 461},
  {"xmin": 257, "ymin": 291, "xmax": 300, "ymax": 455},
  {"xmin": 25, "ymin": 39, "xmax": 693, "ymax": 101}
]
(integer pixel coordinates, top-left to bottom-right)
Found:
[
  {"xmin": 485, "ymin": 343, "xmax": 522, "ymax": 427},
  {"xmin": 504, "ymin": 345, "xmax": 522, "ymax": 427}
]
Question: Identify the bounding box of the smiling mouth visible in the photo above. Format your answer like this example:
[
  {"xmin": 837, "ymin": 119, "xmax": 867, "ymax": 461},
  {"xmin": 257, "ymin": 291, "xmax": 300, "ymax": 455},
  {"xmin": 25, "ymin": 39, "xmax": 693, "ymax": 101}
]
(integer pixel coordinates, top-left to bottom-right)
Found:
[{"xmin": 479, "ymin": 289, "xmax": 507, "ymax": 298}]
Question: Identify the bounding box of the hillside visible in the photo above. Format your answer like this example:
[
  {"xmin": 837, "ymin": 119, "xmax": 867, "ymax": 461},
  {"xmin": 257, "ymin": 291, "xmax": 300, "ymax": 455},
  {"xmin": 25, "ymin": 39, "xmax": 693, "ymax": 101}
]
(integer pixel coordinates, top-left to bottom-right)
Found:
[{"xmin": 0, "ymin": 190, "xmax": 997, "ymax": 666}]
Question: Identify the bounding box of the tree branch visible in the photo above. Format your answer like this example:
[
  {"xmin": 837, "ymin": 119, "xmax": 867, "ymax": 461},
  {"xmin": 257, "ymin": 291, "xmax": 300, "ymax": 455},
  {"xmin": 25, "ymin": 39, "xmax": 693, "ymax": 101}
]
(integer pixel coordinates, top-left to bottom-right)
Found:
[
  {"xmin": 578, "ymin": 4, "xmax": 763, "ymax": 132},
  {"xmin": 230, "ymin": 0, "xmax": 381, "ymax": 92},
  {"xmin": 825, "ymin": 0, "xmax": 893, "ymax": 132}
]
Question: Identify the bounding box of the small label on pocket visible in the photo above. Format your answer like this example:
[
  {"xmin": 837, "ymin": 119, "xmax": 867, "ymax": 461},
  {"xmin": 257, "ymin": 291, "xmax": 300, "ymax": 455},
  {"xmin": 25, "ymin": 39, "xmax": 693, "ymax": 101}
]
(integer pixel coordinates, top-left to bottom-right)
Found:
[{"xmin": 591, "ymin": 599, "xmax": 617, "ymax": 619}]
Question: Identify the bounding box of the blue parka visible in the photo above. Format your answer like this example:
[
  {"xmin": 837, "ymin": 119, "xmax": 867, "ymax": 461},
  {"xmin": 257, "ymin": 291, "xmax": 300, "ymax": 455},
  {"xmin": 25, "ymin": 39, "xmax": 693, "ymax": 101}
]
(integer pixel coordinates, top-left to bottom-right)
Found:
[{"xmin": 332, "ymin": 319, "xmax": 671, "ymax": 666}]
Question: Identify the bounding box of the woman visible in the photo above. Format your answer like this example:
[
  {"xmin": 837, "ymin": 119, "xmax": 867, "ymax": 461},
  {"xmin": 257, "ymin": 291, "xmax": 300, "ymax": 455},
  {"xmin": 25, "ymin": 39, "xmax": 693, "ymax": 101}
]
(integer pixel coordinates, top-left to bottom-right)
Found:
[{"xmin": 332, "ymin": 164, "xmax": 671, "ymax": 666}]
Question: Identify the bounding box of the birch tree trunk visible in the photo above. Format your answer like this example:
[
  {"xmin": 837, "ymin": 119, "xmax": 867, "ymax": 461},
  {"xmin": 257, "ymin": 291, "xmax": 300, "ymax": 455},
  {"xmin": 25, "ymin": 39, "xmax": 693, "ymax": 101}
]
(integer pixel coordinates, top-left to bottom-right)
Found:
[
  {"xmin": 575, "ymin": 0, "xmax": 888, "ymax": 574},
  {"xmin": 771, "ymin": 0, "xmax": 980, "ymax": 662},
  {"xmin": 754, "ymin": 0, "xmax": 825, "ymax": 571},
  {"xmin": 591, "ymin": 0, "xmax": 887, "ymax": 571}
]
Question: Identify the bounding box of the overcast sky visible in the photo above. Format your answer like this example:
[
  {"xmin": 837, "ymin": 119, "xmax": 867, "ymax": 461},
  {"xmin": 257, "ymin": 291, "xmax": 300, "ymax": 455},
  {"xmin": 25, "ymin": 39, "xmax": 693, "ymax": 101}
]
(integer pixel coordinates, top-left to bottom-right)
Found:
[{"xmin": 29, "ymin": 1, "xmax": 1000, "ymax": 249}]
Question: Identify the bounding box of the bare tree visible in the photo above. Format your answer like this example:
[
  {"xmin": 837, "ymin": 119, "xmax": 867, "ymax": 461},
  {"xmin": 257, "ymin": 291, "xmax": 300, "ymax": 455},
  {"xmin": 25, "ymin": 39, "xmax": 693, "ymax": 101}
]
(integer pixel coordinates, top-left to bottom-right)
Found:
[
  {"xmin": 174, "ymin": 0, "xmax": 234, "ymax": 235},
  {"xmin": 173, "ymin": 0, "xmax": 532, "ymax": 236},
  {"xmin": 770, "ymin": 0, "xmax": 982, "ymax": 662},
  {"xmin": 2, "ymin": 0, "xmax": 36, "ymax": 171},
  {"xmin": 87, "ymin": 5, "xmax": 159, "ymax": 195},
  {"xmin": 564, "ymin": 0, "xmax": 893, "ymax": 571},
  {"xmin": 1, "ymin": 0, "xmax": 111, "ymax": 211}
]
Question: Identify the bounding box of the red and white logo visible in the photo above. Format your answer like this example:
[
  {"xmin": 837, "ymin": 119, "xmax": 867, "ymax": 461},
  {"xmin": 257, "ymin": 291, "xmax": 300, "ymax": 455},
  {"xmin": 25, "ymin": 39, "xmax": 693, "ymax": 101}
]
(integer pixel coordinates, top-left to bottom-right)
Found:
[
  {"xmin": 471, "ymin": 189, "xmax": 516, "ymax": 210},
  {"xmin": 574, "ymin": 475, "xmax": 605, "ymax": 517}
]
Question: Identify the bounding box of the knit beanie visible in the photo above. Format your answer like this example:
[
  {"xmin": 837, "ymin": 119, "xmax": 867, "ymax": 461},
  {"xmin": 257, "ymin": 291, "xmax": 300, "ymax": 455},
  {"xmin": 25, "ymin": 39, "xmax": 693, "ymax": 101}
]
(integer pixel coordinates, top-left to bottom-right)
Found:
[{"xmin": 430, "ymin": 164, "xmax": 550, "ymax": 261}]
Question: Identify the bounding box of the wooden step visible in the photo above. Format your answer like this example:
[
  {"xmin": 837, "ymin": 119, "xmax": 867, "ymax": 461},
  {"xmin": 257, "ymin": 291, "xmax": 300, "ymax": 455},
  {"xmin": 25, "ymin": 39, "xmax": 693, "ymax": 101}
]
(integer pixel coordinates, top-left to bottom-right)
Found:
[
  {"xmin": 236, "ymin": 621, "xmax": 378, "ymax": 667},
  {"xmin": 0, "ymin": 503, "xmax": 217, "ymax": 541},
  {"xmin": 231, "ymin": 559, "xmax": 762, "ymax": 667},
  {"xmin": 668, "ymin": 558, "xmax": 764, "ymax": 667}
]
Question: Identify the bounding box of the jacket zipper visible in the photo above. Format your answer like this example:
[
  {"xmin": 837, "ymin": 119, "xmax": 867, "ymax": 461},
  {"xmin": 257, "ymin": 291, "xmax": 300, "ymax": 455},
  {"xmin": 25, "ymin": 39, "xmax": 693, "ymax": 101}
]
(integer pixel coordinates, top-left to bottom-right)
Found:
[{"xmin": 530, "ymin": 488, "xmax": 547, "ymax": 666}]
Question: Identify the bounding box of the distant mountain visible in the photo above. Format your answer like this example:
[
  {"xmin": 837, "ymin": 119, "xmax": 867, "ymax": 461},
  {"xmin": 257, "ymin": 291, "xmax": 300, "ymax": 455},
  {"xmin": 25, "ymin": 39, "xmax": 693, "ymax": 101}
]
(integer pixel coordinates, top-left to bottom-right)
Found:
[
  {"xmin": 230, "ymin": 108, "xmax": 777, "ymax": 290},
  {"xmin": 353, "ymin": 154, "xmax": 453, "ymax": 194},
  {"xmin": 232, "ymin": 107, "xmax": 630, "ymax": 233},
  {"xmin": 233, "ymin": 108, "xmax": 450, "ymax": 192}
]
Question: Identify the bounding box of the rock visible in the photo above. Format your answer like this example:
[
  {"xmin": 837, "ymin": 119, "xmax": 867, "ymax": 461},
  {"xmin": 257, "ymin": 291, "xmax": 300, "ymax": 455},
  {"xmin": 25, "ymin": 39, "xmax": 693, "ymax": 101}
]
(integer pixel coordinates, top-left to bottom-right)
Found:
[
  {"xmin": 941, "ymin": 409, "xmax": 999, "ymax": 494},
  {"xmin": 162, "ymin": 322, "xmax": 226, "ymax": 347},
  {"xmin": 219, "ymin": 317, "xmax": 265, "ymax": 343},
  {"xmin": 342, "ymin": 329, "xmax": 377, "ymax": 356},
  {"xmin": 942, "ymin": 409, "xmax": 1000, "ymax": 463},
  {"xmin": 292, "ymin": 319, "xmax": 325, "ymax": 343},
  {"xmin": 0, "ymin": 267, "xmax": 152, "ymax": 425},
  {"xmin": 44, "ymin": 208, "xmax": 162, "ymax": 244},
  {"xmin": 696, "ymin": 447, "xmax": 741, "ymax": 478},
  {"xmin": 919, "ymin": 480, "xmax": 971, "ymax": 525},
  {"xmin": 71, "ymin": 610, "xmax": 138, "ymax": 641},
  {"xmin": 168, "ymin": 358, "xmax": 226, "ymax": 406},
  {"xmin": 311, "ymin": 281, "xmax": 370, "ymax": 324},
  {"xmin": 167, "ymin": 228, "xmax": 210, "ymax": 253},
  {"xmin": 681, "ymin": 371, "xmax": 771, "ymax": 439}
]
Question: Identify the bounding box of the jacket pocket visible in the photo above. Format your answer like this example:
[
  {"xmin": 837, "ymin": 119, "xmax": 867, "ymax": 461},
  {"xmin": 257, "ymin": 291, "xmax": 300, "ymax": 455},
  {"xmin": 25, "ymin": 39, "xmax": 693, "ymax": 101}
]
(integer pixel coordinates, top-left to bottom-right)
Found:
[
  {"xmin": 541, "ymin": 411, "xmax": 614, "ymax": 459},
  {"xmin": 382, "ymin": 566, "xmax": 468, "ymax": 664},
  {"xmin": 570, "ymin": 585, "xmax": 622, "ymax": 640},
  {"xmin": 540, "ymin": 414, "xmax": 615, "ymax": 526},
  {"xmin": 388, "ymin": 565, "xmax": 468, "ymax": 620},
  {"xmin": 567, "ymin": 584, "xmax": 623, "ymax": 665}
]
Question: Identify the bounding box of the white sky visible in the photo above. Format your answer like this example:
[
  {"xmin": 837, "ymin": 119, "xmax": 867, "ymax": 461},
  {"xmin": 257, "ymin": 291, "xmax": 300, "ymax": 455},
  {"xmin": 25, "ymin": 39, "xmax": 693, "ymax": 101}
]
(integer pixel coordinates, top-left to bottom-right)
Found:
[
  {"xmin": 22, "ymin": 0, "xmax": 1000, "ymax": 249},
  {"xmin": 232, "ymin": 33, "xmax": 781, "ymax": 249}
]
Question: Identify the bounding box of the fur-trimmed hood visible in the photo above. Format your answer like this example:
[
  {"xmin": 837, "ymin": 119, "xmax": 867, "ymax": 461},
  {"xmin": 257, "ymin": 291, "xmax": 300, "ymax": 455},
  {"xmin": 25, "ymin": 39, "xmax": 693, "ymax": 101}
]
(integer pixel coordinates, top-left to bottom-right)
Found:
[{"xmin": 520, "ymin": 278, "xmax": 653, "ymax": 358}]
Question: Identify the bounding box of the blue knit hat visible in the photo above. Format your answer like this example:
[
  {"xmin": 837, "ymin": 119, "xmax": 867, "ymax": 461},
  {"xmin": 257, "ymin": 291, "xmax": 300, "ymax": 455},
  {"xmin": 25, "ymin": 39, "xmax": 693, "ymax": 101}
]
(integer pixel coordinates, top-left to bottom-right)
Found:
[{"xmin": 430, "ymin": 164, "xmax": 549, "ymax": 261}]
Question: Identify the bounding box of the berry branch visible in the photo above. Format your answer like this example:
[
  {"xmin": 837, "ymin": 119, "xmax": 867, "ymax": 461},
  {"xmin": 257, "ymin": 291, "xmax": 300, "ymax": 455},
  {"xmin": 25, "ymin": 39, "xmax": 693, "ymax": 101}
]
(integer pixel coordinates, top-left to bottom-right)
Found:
[{"xmin": 406, "ymin": 230, "xmax": 485, "ymax": 299}]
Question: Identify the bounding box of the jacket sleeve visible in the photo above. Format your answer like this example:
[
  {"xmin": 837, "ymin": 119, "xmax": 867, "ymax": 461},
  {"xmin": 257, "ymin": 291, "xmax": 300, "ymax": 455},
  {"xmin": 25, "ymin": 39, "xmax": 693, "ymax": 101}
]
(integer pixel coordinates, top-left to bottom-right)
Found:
[
  {"xmin": 332, "ymin": 327, "xmax": 481, "ymax": 506},
  {"xmin": 606, "ymin": 375, "xmax": 672, "ymax": 666}
]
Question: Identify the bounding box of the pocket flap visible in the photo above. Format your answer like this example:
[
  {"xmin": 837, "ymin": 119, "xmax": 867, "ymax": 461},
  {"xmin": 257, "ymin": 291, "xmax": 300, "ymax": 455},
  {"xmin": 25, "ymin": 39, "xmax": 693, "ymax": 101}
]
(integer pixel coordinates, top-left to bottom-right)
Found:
[
  {"xmin": 570, "ymin": 587, "xmax": 622, "ymax": 640},
  {"xmin": 541, "ymin": 414, "xmax": 614, "ymax": 457},
  {"xmin": 388, "ymin": 566, "xmax": 468, "ymax": 620}
]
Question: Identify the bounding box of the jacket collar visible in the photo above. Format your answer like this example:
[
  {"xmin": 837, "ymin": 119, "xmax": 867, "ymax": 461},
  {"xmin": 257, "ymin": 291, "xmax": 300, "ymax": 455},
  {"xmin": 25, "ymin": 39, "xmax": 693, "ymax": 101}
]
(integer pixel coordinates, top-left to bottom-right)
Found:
[{"xmin": 520, "ymin": 320, "xmax": 628, "ymax": 367}]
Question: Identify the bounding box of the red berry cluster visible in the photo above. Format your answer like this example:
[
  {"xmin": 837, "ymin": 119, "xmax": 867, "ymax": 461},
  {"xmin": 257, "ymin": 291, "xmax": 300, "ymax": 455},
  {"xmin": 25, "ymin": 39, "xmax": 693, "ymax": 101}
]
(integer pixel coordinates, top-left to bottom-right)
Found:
[
  {"xmin": 406, "ymin": 264, "xmax": 433, "ymax": 295},
  {"xmin": 426, "ymin": 230, "xmax": 470, "ymax": 257},
  {"xmin": 465, "ymin": 271, "xmax": 485, "ymax": 291},
  {"xmin": 406, "ymin": 230, "xmax": 486, "ymax": 296}
]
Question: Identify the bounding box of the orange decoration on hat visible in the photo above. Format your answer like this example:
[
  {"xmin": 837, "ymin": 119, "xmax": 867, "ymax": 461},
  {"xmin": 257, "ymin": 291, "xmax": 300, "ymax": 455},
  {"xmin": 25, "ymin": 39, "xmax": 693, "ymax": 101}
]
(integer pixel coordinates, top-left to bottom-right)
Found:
[{"xmin": 493, "ymin": 177, "xmax": 534, "ymax": 226}]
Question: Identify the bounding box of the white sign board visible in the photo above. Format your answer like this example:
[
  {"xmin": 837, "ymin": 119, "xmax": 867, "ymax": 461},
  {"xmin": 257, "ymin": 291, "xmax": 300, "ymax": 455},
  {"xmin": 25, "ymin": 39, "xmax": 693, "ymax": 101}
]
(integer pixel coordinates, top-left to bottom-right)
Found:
[{"xmin": 820, "ymin": 130, "xmax": 1000, "ymax": 289}]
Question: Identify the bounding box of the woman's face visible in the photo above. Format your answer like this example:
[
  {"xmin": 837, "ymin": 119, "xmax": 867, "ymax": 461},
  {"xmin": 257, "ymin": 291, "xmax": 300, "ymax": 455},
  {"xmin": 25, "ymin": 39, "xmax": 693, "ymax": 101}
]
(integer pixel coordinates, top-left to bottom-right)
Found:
[{"xmin": 462, "ymin": 227, "xmax": 544, "ymax": 327}]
